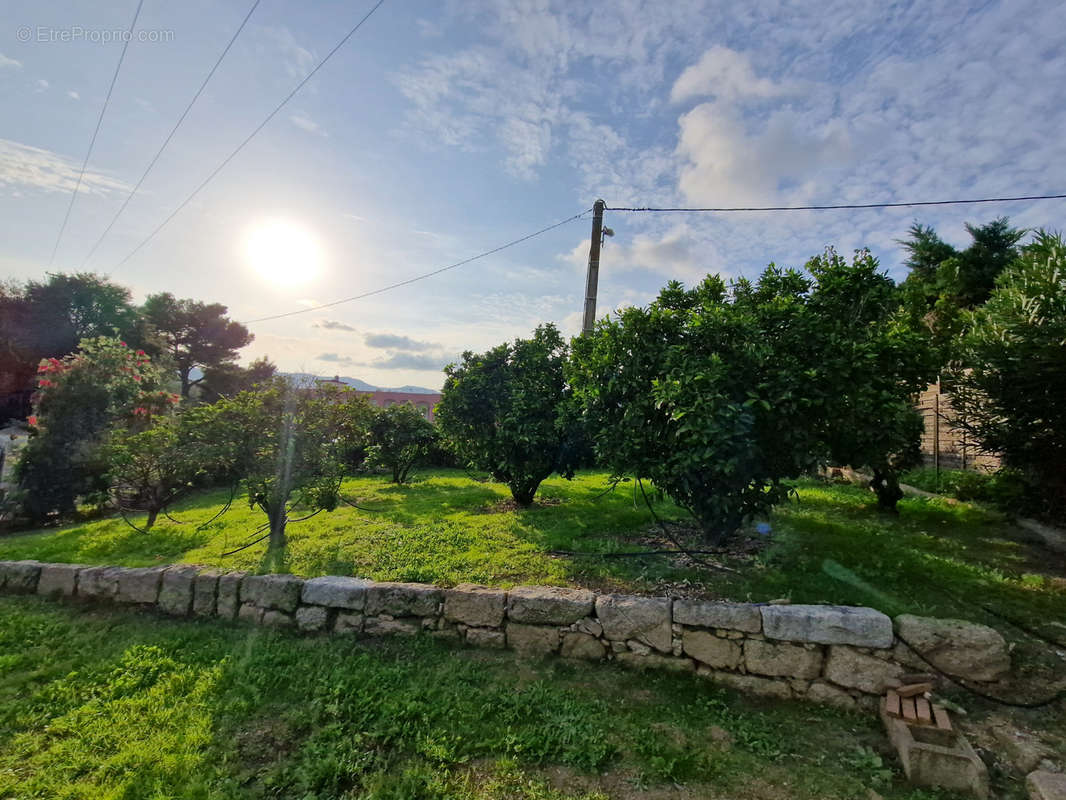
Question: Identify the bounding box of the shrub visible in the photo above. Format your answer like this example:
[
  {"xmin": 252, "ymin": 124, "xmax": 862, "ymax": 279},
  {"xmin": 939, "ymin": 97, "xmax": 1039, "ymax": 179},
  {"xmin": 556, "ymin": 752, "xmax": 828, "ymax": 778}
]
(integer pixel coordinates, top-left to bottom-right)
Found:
[{"xmin": 365, "ymin": 403, "xmax": 437, "ymax": 484}]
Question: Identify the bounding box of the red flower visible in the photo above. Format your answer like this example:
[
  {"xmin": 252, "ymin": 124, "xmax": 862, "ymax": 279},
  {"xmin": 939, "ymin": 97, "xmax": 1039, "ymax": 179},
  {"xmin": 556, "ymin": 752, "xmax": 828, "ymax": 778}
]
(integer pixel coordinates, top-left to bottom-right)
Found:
[
  {"xmin": 38, "ymin": 378, "xmax": 52, "ymax": 387},
  {"xmin": 120, "ymin": 341, "xmax": 127, "ymax": 347},
  {"xmin": 132, "ymin": 375, "xmax": 142, "ymax": 382},
  {"xmin": 27, "ymin": 415, "xmax": 37, "ymax": 426},
  {"xmin": 136, "ymin": 349, "xmax": 146, "ymax": 356}
]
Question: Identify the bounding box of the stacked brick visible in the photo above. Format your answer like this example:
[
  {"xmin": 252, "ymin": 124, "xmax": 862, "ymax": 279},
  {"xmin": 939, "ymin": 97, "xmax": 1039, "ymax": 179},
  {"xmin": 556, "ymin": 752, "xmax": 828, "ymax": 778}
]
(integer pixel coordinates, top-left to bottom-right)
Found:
[{"xmin": 0, "ymin": 560, "xmax": 1010, "ymax": 710}]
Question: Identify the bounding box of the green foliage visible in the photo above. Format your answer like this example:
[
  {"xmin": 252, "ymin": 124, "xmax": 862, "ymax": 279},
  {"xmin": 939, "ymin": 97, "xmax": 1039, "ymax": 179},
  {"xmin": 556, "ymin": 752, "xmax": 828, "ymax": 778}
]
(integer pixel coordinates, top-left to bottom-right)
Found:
[
  {"xmin": 366, "ymin": 402, "xmax": 438, "ymax": 483},
  {"xmin": 141, "ymin": 292, "xmax": 253, "ymax": 398},
  {"xmin": 198, "ymin": 356, "xmax": 277, "ymax": 403},
  {"xmin": 949, "ymin": 231, "xmax": 1066, "ymax": 518},
  {"xmin": 16, "ymin": 337, "xmax": 166, "ymax": 520},
  {"xmin": 437, "ymin": 324, "xmax": 577, "ymax": 506}
]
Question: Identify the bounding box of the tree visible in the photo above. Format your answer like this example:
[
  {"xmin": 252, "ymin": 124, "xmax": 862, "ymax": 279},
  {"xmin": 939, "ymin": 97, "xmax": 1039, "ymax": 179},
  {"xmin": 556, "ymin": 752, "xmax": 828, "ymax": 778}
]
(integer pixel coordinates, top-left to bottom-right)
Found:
[
  {"xmin": 212, "ymin": 382, "xmax": 343, "ymax": 551},
  {"xmin": 198, "ymin": 356, "xmax": 277, "ymax": 403},
  {"xmin": 366, "ymin": 403, "xmax": 437, "ymax": 483},
  {"xmin": 141, "ymin": 293, "xmax": 253, "ymax": 397},
  {"xmin": 949, "ymin": 231, "xmax": 1066, "ymax": 517},
  {"xmin": 16, "ymin": 337, "xmax": 168, "ymax": 520},
  {"xmin": 437, "ymin": 324, "xmax": 576, "ymax": 506},
  {"xmin": 105, "ymin": 414, "xmax": 191, "ymax": 529}
]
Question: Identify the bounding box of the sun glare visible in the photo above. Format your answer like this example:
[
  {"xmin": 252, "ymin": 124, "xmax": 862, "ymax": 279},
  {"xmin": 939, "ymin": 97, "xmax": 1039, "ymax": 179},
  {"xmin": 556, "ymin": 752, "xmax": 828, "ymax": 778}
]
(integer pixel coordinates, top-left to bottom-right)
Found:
[{"xmin": 243, "ymin": 219, "xmax": 324, "ymax": 286}]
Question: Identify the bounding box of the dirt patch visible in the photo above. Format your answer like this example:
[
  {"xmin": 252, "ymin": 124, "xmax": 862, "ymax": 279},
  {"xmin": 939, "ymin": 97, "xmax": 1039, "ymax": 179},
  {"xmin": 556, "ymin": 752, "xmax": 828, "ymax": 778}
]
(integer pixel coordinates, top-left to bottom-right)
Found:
[{"xmin": 479, "ymin": 497, "xmax": 565, "ymax": 514}]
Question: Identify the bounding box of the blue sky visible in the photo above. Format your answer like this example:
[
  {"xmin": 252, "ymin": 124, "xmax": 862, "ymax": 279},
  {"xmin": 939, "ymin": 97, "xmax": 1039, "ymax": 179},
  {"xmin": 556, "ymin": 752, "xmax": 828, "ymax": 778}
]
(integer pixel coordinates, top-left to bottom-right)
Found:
[{"xmin": 2, "ymin": 0, "xmax": 1065, "ymax": 389}]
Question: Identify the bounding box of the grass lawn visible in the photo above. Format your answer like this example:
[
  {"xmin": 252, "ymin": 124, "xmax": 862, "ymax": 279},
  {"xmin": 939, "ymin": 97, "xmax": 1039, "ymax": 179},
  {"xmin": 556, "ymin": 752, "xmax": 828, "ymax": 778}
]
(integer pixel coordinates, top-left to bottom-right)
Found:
[
  {"xmin": 1, "ymin": 469, "xmax": 1063, "ymax": 642},
  {"xmin": 0, "ymin": 595, "xmax": 967, "ymax": 800}
]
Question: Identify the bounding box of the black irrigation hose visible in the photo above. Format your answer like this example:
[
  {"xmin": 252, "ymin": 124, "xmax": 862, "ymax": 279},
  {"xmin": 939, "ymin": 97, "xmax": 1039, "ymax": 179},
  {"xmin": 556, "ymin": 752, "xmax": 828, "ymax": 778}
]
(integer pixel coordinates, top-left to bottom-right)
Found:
[
  {"xmin": 548, "ymin": 547, "xmax": 733, "ymax": 559},
  {"xmin": 341, "ymin": 496, "xmax": 386, "ymax": 512},
  {"xmin": 637, "ymin": 479, "xmax": 737, "ymax": 573},
  {"xmin": 117, "ymin": 508, "xmax": 151, "ymax": 535},
  {"xmin": 196, "ymin": 483, "xmax": 238, "ymax": 531}
]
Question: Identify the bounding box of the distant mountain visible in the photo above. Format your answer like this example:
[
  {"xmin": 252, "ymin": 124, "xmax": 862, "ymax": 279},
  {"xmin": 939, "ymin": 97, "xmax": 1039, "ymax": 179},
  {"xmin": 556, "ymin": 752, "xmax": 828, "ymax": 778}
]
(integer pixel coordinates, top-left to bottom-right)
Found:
[{"xmin": 281, "ymin": 373, "xmax": 439, "ymax": 394}]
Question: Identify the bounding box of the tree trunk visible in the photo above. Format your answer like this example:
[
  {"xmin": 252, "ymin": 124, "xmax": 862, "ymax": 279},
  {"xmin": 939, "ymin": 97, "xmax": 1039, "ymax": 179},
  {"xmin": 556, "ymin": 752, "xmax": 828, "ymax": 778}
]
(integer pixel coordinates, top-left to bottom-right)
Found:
[
  {"xmin": 145, "ymin": 507, "xmax": 159, "ymax": 529},
  {"xmin": 179, "ymin": 368, "xmax": 191, "ymax": 399},
  {"xmin": 268, "ymin": 504, "xmax": 287, "ymax": 550},
  {"xmin": 510, "ymin": 484, "xmax": 537, "ymax": 506},
  {"xmin": 870, "ymin": 468, "xmax": 903, "ymax": 512}
]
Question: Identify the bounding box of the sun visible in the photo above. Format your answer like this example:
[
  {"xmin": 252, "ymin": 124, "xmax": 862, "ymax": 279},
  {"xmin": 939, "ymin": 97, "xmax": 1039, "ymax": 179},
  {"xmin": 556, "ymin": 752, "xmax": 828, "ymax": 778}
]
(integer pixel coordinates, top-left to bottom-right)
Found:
[{"xmin": 243, "ymin": 219, "xmax": 324, "ymax": 286}]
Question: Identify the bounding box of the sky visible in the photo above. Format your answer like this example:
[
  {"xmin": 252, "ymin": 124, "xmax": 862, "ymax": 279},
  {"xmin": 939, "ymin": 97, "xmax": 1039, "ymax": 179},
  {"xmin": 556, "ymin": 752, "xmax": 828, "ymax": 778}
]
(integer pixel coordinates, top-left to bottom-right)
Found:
[{"xmin": 2, "ymin": 0, "xmax": 1065, "ymax": 390}]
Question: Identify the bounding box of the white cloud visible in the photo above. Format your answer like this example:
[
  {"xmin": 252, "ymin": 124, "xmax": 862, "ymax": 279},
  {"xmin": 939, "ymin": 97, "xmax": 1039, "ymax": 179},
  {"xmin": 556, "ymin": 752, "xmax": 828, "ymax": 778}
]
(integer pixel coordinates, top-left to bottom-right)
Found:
[
  {"xmin": 0, "ymin": 53, "xmax": 22, "ymax": 69},
  {"xmin": 671, "ymin": 46, "xmax": 797, "ymax": 104},
  {"xmin": 35, "ymin": 79, "xmax": 49, "ymax": 92},
  {"xmin": 0, "ymin": 138, "xmax": 130, "ymax": 196},
  {"xmin": 289, "ymin": 112, "xmax": 326, "ymax": 137},
  {"xmin": 67, "ymin": 90, "xmax": 80, "ymax": 100},
  {"xmin": 317, "ymin": 352, "xmax": 354, "ymax": 365},
  {"xmin": 258, "ymin": 26, "xmax": 315, "ymax": 80},
  {"xmin": 311, "ymin": 319, "xmax": 356, "ymax": 332}
]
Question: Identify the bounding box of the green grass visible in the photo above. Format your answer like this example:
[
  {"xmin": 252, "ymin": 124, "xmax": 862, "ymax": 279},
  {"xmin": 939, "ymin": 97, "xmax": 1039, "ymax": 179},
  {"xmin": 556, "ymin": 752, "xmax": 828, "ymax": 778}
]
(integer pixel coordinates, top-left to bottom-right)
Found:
[
  {"xmin": 0, "ymin": 595, "xmax": 963, "ymax": 800},
  {"xmin": 1, "ymin": 470, "xmax": 1063, "ymax": 640}
]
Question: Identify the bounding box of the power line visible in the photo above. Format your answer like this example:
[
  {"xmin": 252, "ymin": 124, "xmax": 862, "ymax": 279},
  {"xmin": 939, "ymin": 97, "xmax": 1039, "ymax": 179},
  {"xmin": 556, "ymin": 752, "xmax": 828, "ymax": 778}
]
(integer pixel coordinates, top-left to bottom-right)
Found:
[
  {"xmin": 80, "ymin": 0, "xmax": 263, "ymax": 269},
  {"xmin": 242, "ymin": 209, "xmax": 592, "ymax": 324},
  {"xmin": 49, "ymin": 0, "xmax": 144, "ymax": 266},
  {"xmin": 606, "ymin": 193, "xmax": 1066, "ymax": 213},
  {"xmin": 112, "ymin": 0, "xmax": 388, "ymax": 271}
]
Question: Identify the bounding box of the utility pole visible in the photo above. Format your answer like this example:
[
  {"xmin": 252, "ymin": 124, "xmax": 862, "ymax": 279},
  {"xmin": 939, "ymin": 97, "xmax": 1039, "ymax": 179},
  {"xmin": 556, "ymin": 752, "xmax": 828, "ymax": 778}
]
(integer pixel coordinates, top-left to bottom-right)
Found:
[{"xmin": 581, "ymin": 199, "xmax": 606, "ymax": 335}]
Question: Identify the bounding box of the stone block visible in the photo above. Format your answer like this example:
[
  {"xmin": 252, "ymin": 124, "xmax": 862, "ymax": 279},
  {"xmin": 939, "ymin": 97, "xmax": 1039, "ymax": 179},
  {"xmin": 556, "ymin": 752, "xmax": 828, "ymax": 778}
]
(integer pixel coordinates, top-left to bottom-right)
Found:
[
  {"xmin": 262, "ymin": 610, "xmax": 294, "ymax": 628},
  {"xmin": 466, "ymin": 627, "xmax": 506, "ymax": 648},
  {"xmin": 116, "ymin": 567, "xmax": 165, "ymax": 604},
  {"xmin": 674, "ymin": 599, "xmax": 762, "ymax": 633},
  {"xmin": 595, "ymin": 594, "xmax": 672, "ymax": 653},
  {"xmin": 560, "ymin": 631, "xmax": 606, "ymax": 660},
  {"xmin": 444, "ymin": 584, "xmax": 507, "ymax": 627},
  {"xmin": 895, "ymin": 615, "xmax": 1010, "ymax": 682},
  {"xmin": 158, "ymin": 565, "xmax": 199, "ymax": 616},
  {"xmin": 991, "ymin": 725, "xmax": 1057, "ymax": 774},
  {"xmin": 77, "ymin": 565, "xmax": 122, "ymax": 599},
  {"xmin": 761, "ymin": 604, "xmax": 893, "ymax": 648},
  {"xmin": 506, "ymin": 623, "xmax": 561, "ymax": 656},
  {"xmin": 302, "ymin": 576, "xmax": 372, "ymax": 610},
  {"xmin": 744, "ymin": 639, "xmax": 823, "ymax": 679},
  {"xmin": 365, "ymin": 582, "xmax": 441, "ymax": 617},
  {"xmin": 241, "ymin": 573, "xmax": 304, "ymax": 613},
  {"xmin": 697, "ymin": 667, "xmax": 792, "ymax": 700},
  {"xmin": 37, "ymin": 563, "xmax": 82, "ymax": 597},
  {"xmin": 824, "ymin": 645, "xmax": 905, "ymax": 694},
  {"xmin": 238, "ymin": 603, "xmax": 263, "ymax": 624},
  {"xmin": 294, "ymin": 605, "xmax": 330, "ymax": 632},
  {"xmin": 682, "ymin": 629, "xmax": 742, "ymax": 670},
  {"xmin": 335, "ymin": 612, "xmax": 363, "ymax": 634},
  {"xmin": 364, "ymin": 616, "xmax": 420, "ymax": 636},
  {"xmin": 507, "ymin": 585, "xmax": 594, "ymax": 625},
  {"xmin": 192, "ymin": 569, "xmax": 222, "ymax": 617},
  {"xmin": 807, "ymin": 681, "xmax": 858, "ymax": 711},
  {"xmin": 1027, "ymin": 771, "xmax": 1066, "ymax": 800},
  {"xmin": 0, "ymin": 560, "xmax": 41, "ymax": 593},
  {"xmin": 615, "ymin": 651, "xmax": 695, "ymax": 673},
  {"xmin": 574, "ymin": 617, "xmax": 603, "ymax": 637},
  {"xmin": 216, "ymin": 571, "xmax": 247, "ymax": 620}
]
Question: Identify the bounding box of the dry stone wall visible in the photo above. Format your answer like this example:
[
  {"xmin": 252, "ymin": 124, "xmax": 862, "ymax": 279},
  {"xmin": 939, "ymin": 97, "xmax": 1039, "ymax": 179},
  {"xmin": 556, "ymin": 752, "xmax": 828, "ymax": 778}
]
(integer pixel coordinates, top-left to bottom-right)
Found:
[{"xmin": 0, "ymin": 560, "xmax": 1012, "ymax": 709}]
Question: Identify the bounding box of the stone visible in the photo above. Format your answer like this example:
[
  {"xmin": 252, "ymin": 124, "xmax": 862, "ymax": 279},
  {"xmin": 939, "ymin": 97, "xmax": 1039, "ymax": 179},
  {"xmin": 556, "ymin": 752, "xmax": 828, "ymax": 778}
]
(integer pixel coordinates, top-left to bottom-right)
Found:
[
  {"xmin": 744, "ymin": 639, "xmax": 823, "ymax": 679},
  {"xmin": 991, "ymin": 726, "xmax": 1056, "ymax": 774},
  {"xmin": 238, "ymin": 603, "xmax": 263, "ymax": 624},
  {"xmin": 895, "ymin": 615, "xmax": 1010, "ymax": 682},
  {"xmin": 240, "ymin": 574, "xmax": 304, "ymax": 613},
  {"xmin": 364, "ymin": 616, "xmax": 420, "ymax": 636},
  {"xmin": 698, "ymin": 667, "xmax": 792, "ymax": 699},
  {"xmin": 507, "ymin": 585, "xmax": 595, "ymax": 625},
  {"xmin": 77, "ymin": 565, "xmax": 122, "ymax": 599},
  {"xmin": 627, "ymin": 639, "xmax": 652, "ymax": 655},
  {"xmin": 1027, "ymin": 770, "xmax": 1066, "ymax": 800},
  {"xmin": 560, "ymin": 631, "xmax": 606, "ymax": 660},
  {"xmin": 365, "ymin": 581, "xmax": 441, "ymax": 617},
  {"xmin": 674, "ymin": 599, "xmax": 762, "ymax": 633},
  {"xmin": 262, "ymin": 610, "xmax": 294, "ymax": 628},
  {"xmin": 334, "ymin": 612, "xmax": 363, "ymax": 634},
  {"xmin": 610, "ymin": 641, "xmax": 628, "ymax": 654},
  {"xmin": 116, "ymin": 567, "xmax": 165, "ymax": 604},
  {"xmin": 761, "ymin": 604, "xmax": 893, "ymax": 648},
  {"xmin": 575, "ymin": 617, "xmax": 603, "ymax": 637},
  {"xmin": 295, "ymin": 605, "xmax": 330, "ymax": 632},
  {"xmin": 682, "ymin": 629, "xmax": 743, "ymax": 670},
  {"xmin": 37, "ymin": 563, "xmax": 82, "ymax": 597},
  {"xmin": 823, "ymin": 645, "xmax": 905, "ymax": 694},
  {"xmin": 506, "ymin": 623, "xmax": 560, "ymax": 656},
  {"xmin": 444, "ymin": 584, "xmax": 507, "ymax": 627},
  {"xmin": 190, "ymin": 569, "xmax": 221, "ymax": 616},
  {"xmin": 216, "ymin": 571, "xmax": 247, "ymax": 620},
  {"xmin": 807, "ymin": 681, "xmax": 858, "ymax": 710},
  {"xmin": 595, "ymin": 594, "xmax": 672, "ymax": 653},
  {"xmin": 0, "ymin": 560, "xmax": 41, "ymax": 593},
  {"xmin": 158, "ymin": 565, "xmax": 199, "ymax": 616},
  {"xmin": 301, "ymin": 576, "xmax": 372, "ymax": 610},
  {"xmin": 615, "ymin": 651, "xmax": 695, "ymax": 673},
  {"xmin": 465, "ymin": 627, "xmax": 506, "ymax": 648}
]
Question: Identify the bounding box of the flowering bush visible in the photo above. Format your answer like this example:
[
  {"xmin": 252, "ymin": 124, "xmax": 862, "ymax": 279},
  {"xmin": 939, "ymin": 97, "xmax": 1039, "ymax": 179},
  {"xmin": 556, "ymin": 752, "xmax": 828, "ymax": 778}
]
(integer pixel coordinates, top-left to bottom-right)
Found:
[{"xmin": 16, "ymin": 336, "xmax": 170, "ymax": 520}]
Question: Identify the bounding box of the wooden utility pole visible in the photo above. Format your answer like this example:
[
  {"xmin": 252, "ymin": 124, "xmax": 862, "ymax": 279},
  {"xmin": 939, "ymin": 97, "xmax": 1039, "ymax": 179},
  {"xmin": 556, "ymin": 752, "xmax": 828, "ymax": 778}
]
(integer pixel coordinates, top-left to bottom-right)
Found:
[{"xmin": 581, "ymin": 199, "xmax": 606, "ymax": 335}]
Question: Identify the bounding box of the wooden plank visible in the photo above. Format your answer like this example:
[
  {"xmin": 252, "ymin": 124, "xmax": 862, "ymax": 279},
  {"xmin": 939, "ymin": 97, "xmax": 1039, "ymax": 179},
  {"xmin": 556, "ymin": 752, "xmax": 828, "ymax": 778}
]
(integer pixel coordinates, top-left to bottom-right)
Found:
[
  {"xmin": 915, "ymin": 697, "xmax": 932, "ymax": 724},
  {"xmin": 933, "ymin": 705, "xmax": 952, "ymax": 731},
  {"xmin": 885, "ymin": 691, "xmax": 902, "ymax": 717},
  {"xmin": 897, "ymin": 682, "xmax": 934, "ymax": 698},
  {"xmin": 901, "ymin": 697, "xmax": 918, "ymax": 722}
]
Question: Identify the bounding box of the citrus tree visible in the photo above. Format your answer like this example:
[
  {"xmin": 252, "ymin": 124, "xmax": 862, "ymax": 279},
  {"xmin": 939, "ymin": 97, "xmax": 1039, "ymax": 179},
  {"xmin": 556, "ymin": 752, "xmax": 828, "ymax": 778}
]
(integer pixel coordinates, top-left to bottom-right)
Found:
[{"xmin": 366, "ymin": 403, "xmax": 437, "ymax": 484}]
